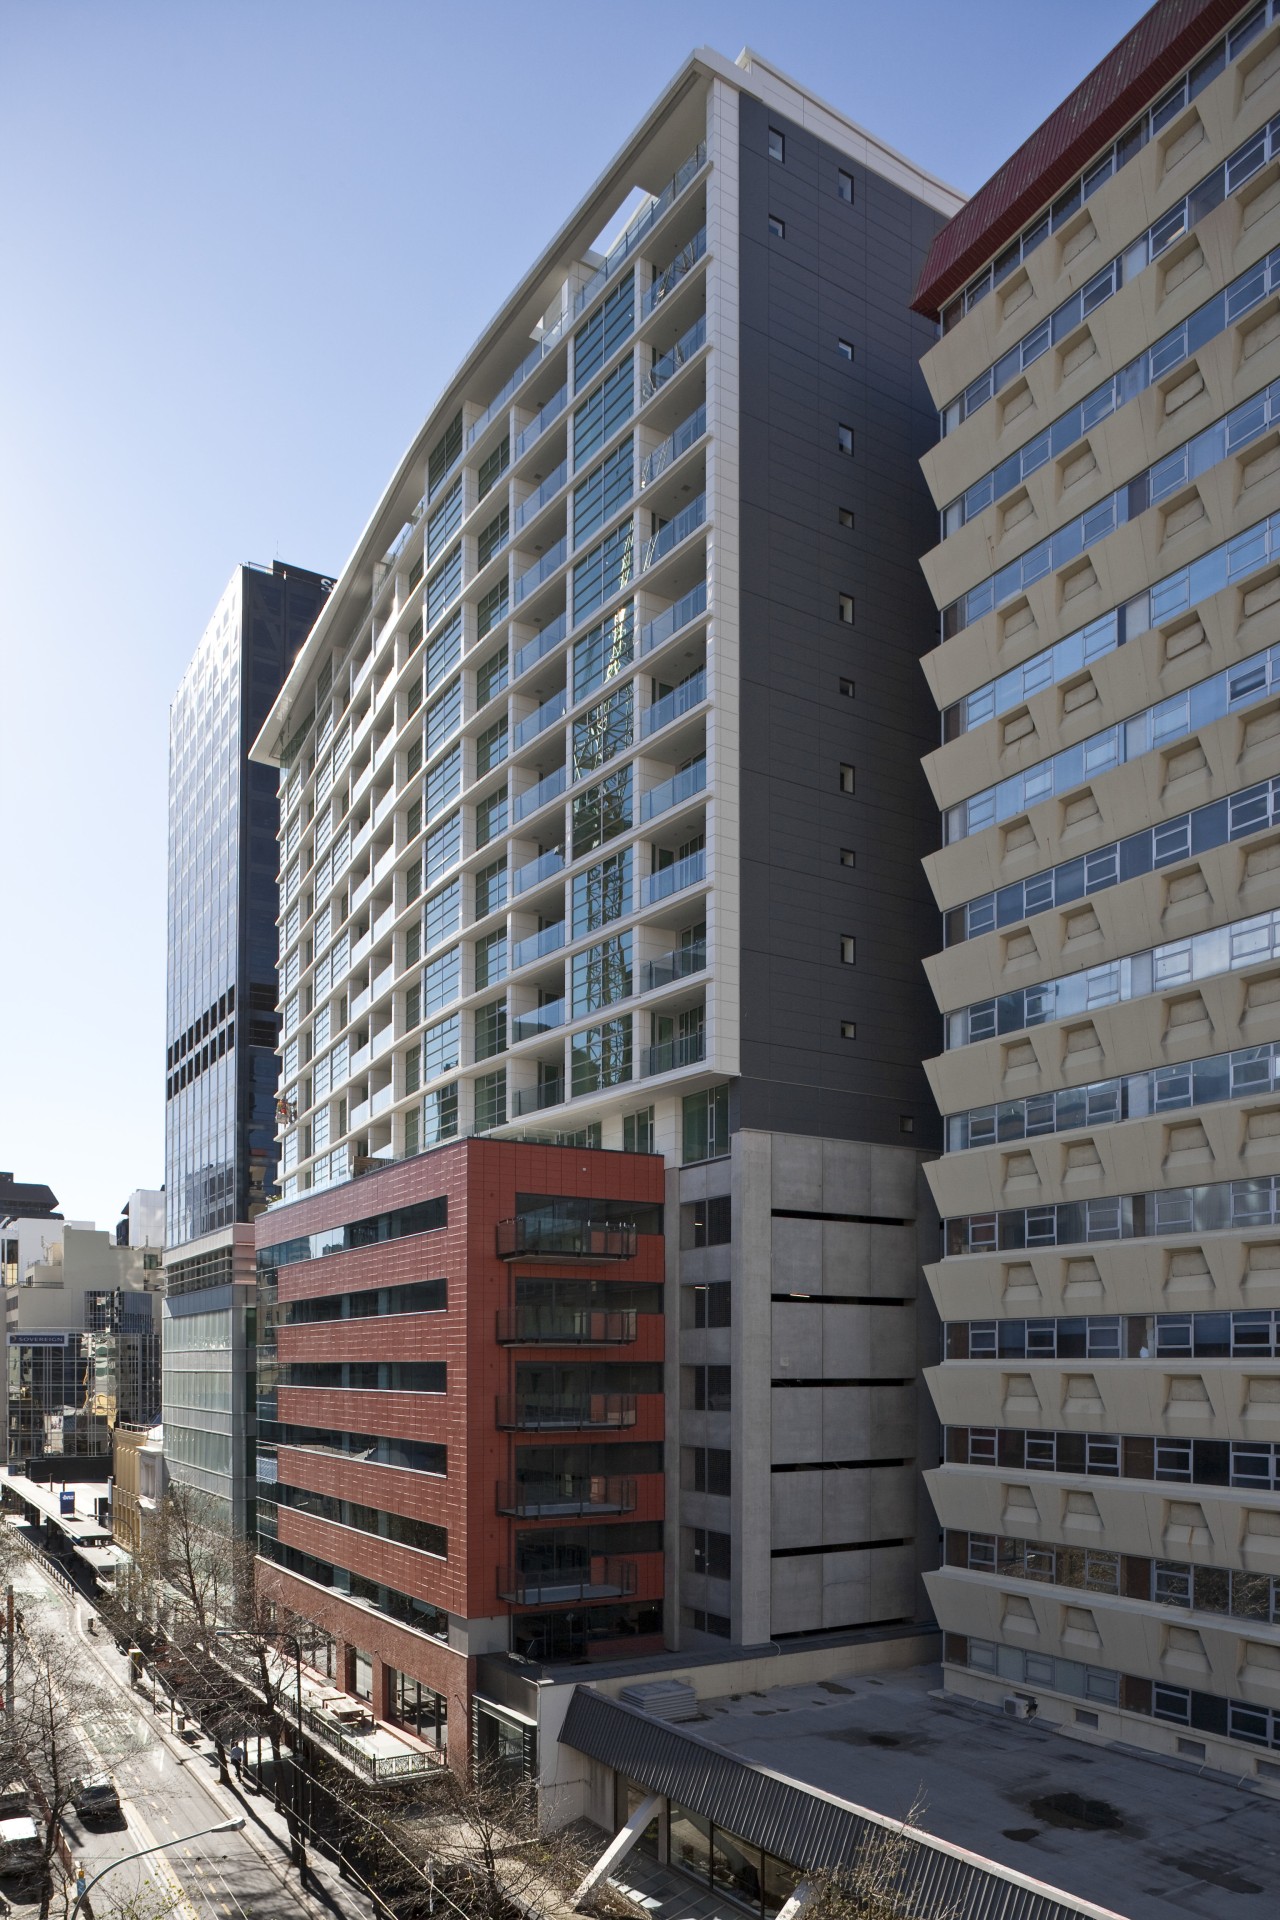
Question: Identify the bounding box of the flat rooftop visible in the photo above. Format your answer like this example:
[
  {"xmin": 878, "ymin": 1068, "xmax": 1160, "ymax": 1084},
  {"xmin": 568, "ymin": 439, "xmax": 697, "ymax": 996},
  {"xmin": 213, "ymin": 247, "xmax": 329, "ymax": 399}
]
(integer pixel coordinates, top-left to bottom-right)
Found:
[{"xmin": 679, "ymin": 1665, "xmax": 1280, "ymax": 1920}]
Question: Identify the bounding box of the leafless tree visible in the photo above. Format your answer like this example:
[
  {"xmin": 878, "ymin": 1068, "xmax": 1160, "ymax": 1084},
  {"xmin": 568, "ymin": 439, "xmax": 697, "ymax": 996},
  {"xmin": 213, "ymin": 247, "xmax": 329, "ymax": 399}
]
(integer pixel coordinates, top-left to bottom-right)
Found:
[
  {"xmin": 0, "ymin": 1621, "xmax": 136, "ymax": 1920},
  {"xmin": 806, "ymin": 1795, "xmax": 962, "ymax": 1920}
]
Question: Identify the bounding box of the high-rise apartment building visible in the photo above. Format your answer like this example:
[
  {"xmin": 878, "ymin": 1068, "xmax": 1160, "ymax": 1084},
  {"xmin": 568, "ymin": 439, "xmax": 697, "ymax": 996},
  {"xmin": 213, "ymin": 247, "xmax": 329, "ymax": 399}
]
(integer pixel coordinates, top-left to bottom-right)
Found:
[
  {"xmin": 164, "ymin": 560, "xmax": 331, "ymax": 1531},
  {"xmin": 914, "ymin": 0, "xmax": 1280, "ymax": 1772},
  {"xmin": 250, "ymin": 41, "xmax": 961, "ymax": 1731}
]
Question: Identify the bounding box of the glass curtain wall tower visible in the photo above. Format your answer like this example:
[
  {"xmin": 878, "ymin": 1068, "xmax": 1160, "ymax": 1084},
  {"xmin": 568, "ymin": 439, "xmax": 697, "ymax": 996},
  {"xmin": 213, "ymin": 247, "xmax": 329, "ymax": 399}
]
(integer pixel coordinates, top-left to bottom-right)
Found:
[{"xmin": 164, "ymin": 561, "xmax": 331, "ymax": 1531}]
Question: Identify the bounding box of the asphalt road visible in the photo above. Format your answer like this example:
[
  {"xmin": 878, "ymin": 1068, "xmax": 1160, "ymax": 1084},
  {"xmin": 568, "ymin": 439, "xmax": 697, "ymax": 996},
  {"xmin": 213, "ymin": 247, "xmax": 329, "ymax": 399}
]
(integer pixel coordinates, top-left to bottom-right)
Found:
[{"xmin": 0, "ymin": 1532, "xmax": 368, "ymax": 1920}]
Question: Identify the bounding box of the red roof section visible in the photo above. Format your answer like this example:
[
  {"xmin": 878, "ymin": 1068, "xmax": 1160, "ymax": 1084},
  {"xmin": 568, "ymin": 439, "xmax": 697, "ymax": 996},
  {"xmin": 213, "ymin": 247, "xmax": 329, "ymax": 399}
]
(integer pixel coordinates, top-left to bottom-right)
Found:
[{"xmin": 912, "ymin": 0, "xmax": 1246, "ymax": 319}]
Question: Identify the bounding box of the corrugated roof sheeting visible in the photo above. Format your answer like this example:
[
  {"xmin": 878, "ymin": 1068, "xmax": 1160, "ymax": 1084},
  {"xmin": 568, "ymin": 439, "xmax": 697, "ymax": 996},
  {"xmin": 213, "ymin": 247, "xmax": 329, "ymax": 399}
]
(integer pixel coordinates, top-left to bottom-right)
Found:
[
  {"xmin": 913, "ymin": 0, "xmax": 1243, "ymax": 317},
  {"xmin": 560, "ymin": 1688, "xmax": 1125, "ymax": 1920}
]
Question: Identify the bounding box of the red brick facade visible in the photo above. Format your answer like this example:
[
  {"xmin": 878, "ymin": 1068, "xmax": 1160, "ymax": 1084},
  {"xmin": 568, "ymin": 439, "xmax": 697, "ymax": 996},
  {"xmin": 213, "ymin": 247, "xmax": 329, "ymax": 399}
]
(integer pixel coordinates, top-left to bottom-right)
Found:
[{"xmin": 256, "ymin": 1138, "xmax": 666, "ymax": 1767}]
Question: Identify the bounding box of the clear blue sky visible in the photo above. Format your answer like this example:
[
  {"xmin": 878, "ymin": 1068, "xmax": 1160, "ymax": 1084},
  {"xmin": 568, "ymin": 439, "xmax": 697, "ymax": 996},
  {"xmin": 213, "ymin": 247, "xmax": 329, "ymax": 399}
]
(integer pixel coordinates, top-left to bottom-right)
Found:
[{"xmin": 0, "ymin": 0, "xmax": 1148, "ymax": 1231}]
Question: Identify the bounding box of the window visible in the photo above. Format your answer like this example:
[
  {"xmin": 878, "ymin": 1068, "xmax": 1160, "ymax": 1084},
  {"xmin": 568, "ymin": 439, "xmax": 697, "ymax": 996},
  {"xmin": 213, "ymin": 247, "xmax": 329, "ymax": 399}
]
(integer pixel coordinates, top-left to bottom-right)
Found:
[
  {"xmin": 692, "ymin": 1365, "xmax": 731, "ymax": 1411},
  {"xmin": 839, "ymin": 507, "xmax": 854, "ymax": 528},
  {"xmin": 573, "ymin": 604, "xmax": 634, "ymax": 701},
  {"xmin": 838, "ymin": 423, "xmax": 854, "ymax": 455},
  {"xmin": 841, "ymin": 1021, "xmax": 857, "ymax": 1039},
  {"xmin": 474, "ymin": 998, "xmax": 507, "ymax": 1061},
  {"xmin": 841, "ymin": 936, "xmax": 856, "ymax": 964},
  {"xmin": 839, "ymin": 595, "xmax": 854, "ymax": 624},
  {"xmin": 839, "ymin": 678, "xmax": 855, "ymax": 697},
  {"xmin": 570, "ymin": 1016, "xmax": 633, "ymax": 1094},
  {"xmin": 683, "ymin": 1196, "xmax": 731, "ymax": 1248},
  {"xmin": 476, "ymin": 719, "xmax": 508, "ymax": 778},
  {"xmin": 476, "ymin": 787, "xmax": 508, "ymax": 848},
  {"xmin": 477, "ymin": 506, "xmax": 509, "ymax": 567},
  {"xmin": 476, "ymin": 579, "xmax": 509, "ymax": 638},
  {"xmin": 683, "ymin": 1084, "xmax": 729, "ymax": 1165},
  {"xmin": 840, "ymin": 763, "xmax": 855, "ymax": 794},
  {"xmin": 477, "ymin": 435, "xmax": 509, "ymax": 501},
  {"xmin": 838, "ymin": 169, "xmax": 854, "ymax": 204},
  {"xmin": 768, "ymin": 214, "xmax": 785, "ymax": 239},
  {"xmin": 900, "ymin": 1115, "xmax": 914, "ymax": 1134},
  {"xmin": 623, "ymin": 1106, "xmax": 655, "ymax": 1153},
  {"xmin": 572, "ymin": 847, "xmax": 632, "ymax": 934},
  {"xmin": 571, "ymin": 933, "xmax": 632, "ymax": 1016},
  {"xmin": 692, "ymin": 1528, "xmax": 731, "ymax": 1579},
  {"xmin": 838, "ymin": 339, "xmax": 854, "ymax": 361},
  {"xmin": 476, "ymin": 645, "xmax": 508, "ymax": 706},
  {"xmin": 840, "ymin": 848, "xmax": 856, "ymax": 868},
  {"xmin": 474, "ymin": 931, "xmax": 507, "ymax": 991},
  {"xmin": 475, "ymin": 858, "xmax": 506, "ymax": 919},
  {"xmin": 693, "ymin": 1282, "xmax": 731, "ymax": 1328},
  {"xmin": 424, "ymin": 945, "xmax": 460, "ymax": 1014},
  {"xmin": 690, "ymin": 1447, "xmax": 732, "ymax": 1495},
  {"xmin": 473, "ymin": 1069, "xmax": 505, "ymax": 1132},
  {"xmin": 767, "ymin": 127, "xmax": 785, "ymax": 163}
]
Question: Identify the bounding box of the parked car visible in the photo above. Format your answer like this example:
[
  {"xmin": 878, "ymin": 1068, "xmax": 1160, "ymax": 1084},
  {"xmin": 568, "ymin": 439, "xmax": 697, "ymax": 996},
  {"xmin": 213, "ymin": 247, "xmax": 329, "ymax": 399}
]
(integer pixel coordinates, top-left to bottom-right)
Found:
[
  {"xmin": 0, "ymin": 1813, "xmax": 43, "ymax": 1881},
  {"xmin": 72, "ymin": 1773, "xmax": 121, "ymax": 1822},
  {"xmin": 0, "ymin": 1782, "xmax": 29, "ymax": 1819}
]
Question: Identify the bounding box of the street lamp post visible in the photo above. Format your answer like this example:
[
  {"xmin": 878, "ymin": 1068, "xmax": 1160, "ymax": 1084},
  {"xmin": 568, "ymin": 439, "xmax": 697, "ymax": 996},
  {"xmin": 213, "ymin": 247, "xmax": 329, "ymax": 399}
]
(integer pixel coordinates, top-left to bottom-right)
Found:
[{"xmin": 70, "ymin": 1818, "xmax": 244, "ymax": 1920}]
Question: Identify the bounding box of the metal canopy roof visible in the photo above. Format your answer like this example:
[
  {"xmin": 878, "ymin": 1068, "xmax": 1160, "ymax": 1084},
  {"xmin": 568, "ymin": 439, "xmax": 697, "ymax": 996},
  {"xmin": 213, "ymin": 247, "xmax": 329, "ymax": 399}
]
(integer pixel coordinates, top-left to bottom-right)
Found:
[{"xmin": 559, "ymin": 1687, "xmax": 1127, "ymax": 1920}]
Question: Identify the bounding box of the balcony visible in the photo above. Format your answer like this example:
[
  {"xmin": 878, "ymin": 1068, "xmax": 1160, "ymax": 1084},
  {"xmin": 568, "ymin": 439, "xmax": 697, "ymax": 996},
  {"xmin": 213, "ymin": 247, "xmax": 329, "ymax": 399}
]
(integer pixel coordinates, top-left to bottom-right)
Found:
[
  {"xmin": 514, "ymin": 384, "xmax": 568, "ymax": 461},
  {"xmin": 514, "ymin": 612, "xmax": 568, "ymax": 680},
  {"xmin": 641, "ymin": 405, "xmax": 707, "ymax": 489},
  {"xmin": 512, "ymin": 1077, "xmax": 564, "ymax": 1117},
  {"xmin": 512, "ymin": 921, "xmax": 565, "ymax": 969},
  {"xmin": 513, "ymin": 764, "xmax": 567, "ymax": 823},
  {"xmin": 641, "ymin": 314, "xmax": 707, "ymax": 402},
  {"xmin": 641, "ymin": 494, "xmax": 706, "ymax": 574},
  {"xmin": 643, "ymin": 228, "xmax": 707, "ymax": 318},
  {"xmin": 496, "ymin": 1306, "xmax": 637, "ymax": 1345},
  {"xmin": 498, "ymin": 1557, "xmax": 637, "ymax": 1605},
  {"xmin": 512, "ymin": 998, "xmax": 566, "ymax": 1042},
  {"xmin": 515, "ymin": 538, "xmax": 567, "ymax": 605},
  {"xmin": 574, "ymin": 141, "xmax": 707, "ymax": 316},
  {"xmin": 496, "ymin": 1392, "xmax": 637, "ymax": 1432},
  {"xmin": 640, "ymin": 756, "xmax": 706, "ymax": 823},
  {"xmin": 642, "ymin": 847, "xmax": 706, "ymax": 908},
  {"xmin": 513, "ymin": 848, "xmax": 565, "ymax": 896},
  {"xmin": 642, "ymin": 669, "xmax": 706, "ymax": 739},
  {"xmin": 496, "ymin": 1215, "xmax": 638, "ymax": 1259},
  {"xmin": 221, "ymin": 1646, "xmax": 441, "ymax": 1782},
  {"xmin": 642, "ymin": 939, "xmax": 706, "ymax": 992},
  {"xmin": 641, "ymin": 580, "xmax": 708, "ymax": 657},
  {"xmin": 515, "ymin": 690, "xmax": 567, "ymax": 749},
  {"xmin": 496, "ymin": 1475, "xmax": 636, "ymax": 1518},
  {"xmin": 642, "ymin": 1030, "xmax": 705, "ymax": 1077},
  {"xmin": 515, "ymin": 461, "xmax": 568, "ymax": 533}
]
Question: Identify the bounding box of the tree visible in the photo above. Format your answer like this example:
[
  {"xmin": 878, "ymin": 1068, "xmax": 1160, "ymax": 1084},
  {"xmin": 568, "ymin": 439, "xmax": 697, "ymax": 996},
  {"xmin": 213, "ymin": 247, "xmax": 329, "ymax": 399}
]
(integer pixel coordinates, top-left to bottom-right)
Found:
[
  {"xmin": 806, "ymin": 1796, "xmax": 961, "ymax": 1920},
  {"xmin": 0, "ymin": 1621, "xmax": 135, "ymax": 1920}
]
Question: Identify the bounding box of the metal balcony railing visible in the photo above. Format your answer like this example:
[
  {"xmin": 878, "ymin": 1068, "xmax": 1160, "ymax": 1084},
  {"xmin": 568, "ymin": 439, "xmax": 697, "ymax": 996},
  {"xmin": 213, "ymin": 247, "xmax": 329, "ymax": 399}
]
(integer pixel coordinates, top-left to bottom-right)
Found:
[
  {"xmin": 495, "ymin": 1392, "xmax": 638, "ymax": 1431},
  {"xmin": 640, "ymin": 580, "xmax": 708, "ymax": 657},
  {"xmin": 641, "ymin": 940, "xmax": 706, "ymax": 992},
  {"xmin": 495, "ymin": 1216, "xmax": 638, "ymax": 1259},
  {"xmin": 643, "ymin": 228, "xmax": 707, "ymax": 317},
  {"xmin": 640, "ymin": 405, "xmax": 707, "ymax": 488},
  {"xmin": 642, "ymin": 1030, "xmax": 706, "ymax": 1077},
  {"xmin": 497, "ymin": 1556, "xmax": 637, "ymax": 1605},
  {"xmin": 496, "ymin": 1475, "xmax": 636, "ymax": 1518},
  {"xmin": 641, "ymin": 313, "xmax": 708, "ymax": 402},
  {"xmin": 511, "ymin": 1079, "xmax": 563, "ymax": 1117},
  {"xmin": 496, "ymin": 1306, "xmax": 637, "ymax": 1346}
]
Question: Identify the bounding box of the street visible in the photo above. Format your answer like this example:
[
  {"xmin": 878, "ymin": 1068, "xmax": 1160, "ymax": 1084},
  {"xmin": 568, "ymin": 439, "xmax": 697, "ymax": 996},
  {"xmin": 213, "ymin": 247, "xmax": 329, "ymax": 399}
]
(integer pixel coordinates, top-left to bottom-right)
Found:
[{"xmin": 1, "ymin": 1531, "xmax": 372, "ymax": 1920}]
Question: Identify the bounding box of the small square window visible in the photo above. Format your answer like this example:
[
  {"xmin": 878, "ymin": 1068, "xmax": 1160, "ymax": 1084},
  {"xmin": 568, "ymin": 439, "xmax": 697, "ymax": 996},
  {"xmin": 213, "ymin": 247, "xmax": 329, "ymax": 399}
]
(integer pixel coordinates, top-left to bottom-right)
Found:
[
  {"xmin": 768, "ymin": 127, "xmax": 785, "ymax": 163},
  {"xmin": 839, "ymin": 507, "xmax": 855, "ymax": 529},
  {"xmin": 841, "ymin": 936, "xmax": 856, "ymax": 964},
  {"xmin": 838, "ymin": 339, "xmax": 854, "ymax": 361},
  {"xmin": 900, "ymin": 1114, "xmax": 914, "ymax": 1134},
  {"xmin": 839, "ymin": 677, "xmax": 855, "ymax": 697},
  {"xmin": 838, "ymin": 169, "xmax": 854, "ymax": 204},
  {"xmin": 768, "ymin": 214, "xmax": 785, "ymax": 238},
  {"xmin": 841, "ymin": 1020, "xmax": 857, "ymax": 1039},
  {"xmin": 840, "ymin": 763, "xmax": 855, "ymax": 794},
  {"xmin": 840, "ymin": 848, "xmax": 856, "ymax": 867},
  {"xmin": 839, "ymin": 595, "xmax": 854, "ymax": 624},
  {"xmin": 838, "ymin": 424, "xmax": 854, "ymax": 455}
]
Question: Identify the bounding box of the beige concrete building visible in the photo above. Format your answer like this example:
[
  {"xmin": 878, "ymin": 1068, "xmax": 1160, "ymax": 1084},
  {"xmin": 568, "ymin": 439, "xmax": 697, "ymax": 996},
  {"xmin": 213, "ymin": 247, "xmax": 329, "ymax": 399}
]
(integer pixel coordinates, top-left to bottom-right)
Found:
[{"xmin": 912, "ymin": 0, "xmax": 1280, "ymax": 1773}]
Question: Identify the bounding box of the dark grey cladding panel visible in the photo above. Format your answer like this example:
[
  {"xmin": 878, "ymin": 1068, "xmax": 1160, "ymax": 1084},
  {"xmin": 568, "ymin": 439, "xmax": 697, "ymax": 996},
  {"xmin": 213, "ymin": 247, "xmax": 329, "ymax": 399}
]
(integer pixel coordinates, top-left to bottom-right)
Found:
[
  {"xmin": 560, "ymin": 1687, "xmax": 1105, "ymax": 1920},
  {"xmin": 736, "ymin": 96, "xmax": 945, "ymax": 1152}
]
